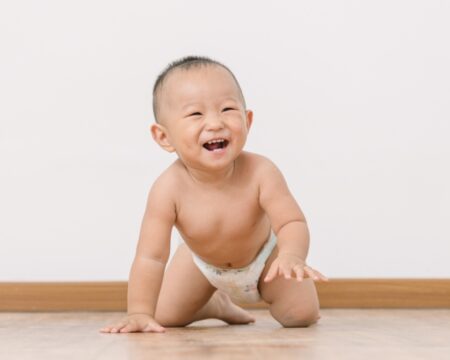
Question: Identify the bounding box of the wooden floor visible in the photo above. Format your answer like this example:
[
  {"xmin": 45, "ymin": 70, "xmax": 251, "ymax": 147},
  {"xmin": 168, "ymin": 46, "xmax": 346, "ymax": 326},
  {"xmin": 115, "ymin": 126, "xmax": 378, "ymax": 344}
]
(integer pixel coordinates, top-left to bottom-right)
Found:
[{"xmin": 1, "ymin": 309, "xmax": 450, "ymax": 359}]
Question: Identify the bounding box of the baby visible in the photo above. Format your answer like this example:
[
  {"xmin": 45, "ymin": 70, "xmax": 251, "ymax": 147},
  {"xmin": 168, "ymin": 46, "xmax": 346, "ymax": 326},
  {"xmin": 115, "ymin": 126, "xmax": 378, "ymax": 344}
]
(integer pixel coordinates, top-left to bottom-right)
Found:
[{"xmin": 101, "ymin": 56, "xmax": 328, "ymax": 334}]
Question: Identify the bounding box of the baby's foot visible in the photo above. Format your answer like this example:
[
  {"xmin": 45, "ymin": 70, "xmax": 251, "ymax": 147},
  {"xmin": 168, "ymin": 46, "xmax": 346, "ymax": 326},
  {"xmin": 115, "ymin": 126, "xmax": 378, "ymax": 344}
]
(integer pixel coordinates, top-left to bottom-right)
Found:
[{"xmin": 213, "ymin": 290, "xmax": 255, "ymax": 325}]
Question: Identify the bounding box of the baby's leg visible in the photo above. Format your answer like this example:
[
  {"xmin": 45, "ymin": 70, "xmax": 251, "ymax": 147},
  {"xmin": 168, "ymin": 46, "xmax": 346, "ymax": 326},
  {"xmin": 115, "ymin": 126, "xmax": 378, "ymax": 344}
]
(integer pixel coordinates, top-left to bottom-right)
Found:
[
  {"xmin": 258, "ymin": 246, "xmax": 321, "ymax": 327},
  {"xmin": 154, "ymin": 243, "xmax": 254, "ymax": 327}
]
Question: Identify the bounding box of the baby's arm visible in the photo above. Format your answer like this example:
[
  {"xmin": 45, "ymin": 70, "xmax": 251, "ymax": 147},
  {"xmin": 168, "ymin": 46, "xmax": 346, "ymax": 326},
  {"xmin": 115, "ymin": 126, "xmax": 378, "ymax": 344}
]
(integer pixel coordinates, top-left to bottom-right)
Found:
[
  {"xmin": 258, "ymin": 157, "xmax": 328, "ymax": 283},
  {"xmin": 100, "ymin": 175, "xmax": 176, "ymax": 333}
]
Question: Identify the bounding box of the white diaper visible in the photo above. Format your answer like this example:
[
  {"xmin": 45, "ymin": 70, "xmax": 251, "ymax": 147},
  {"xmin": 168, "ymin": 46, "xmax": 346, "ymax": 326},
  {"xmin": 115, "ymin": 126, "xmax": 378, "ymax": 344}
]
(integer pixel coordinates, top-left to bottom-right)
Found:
[{"xmin": 191, "ymin": 233, "xmax": 277, "ymax": 304}]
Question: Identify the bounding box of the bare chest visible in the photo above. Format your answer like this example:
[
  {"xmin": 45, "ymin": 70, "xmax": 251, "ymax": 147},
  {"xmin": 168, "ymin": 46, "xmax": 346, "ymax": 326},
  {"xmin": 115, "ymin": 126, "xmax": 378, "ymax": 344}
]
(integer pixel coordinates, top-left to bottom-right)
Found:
[{"xmin": 175, "ymin": 185, "xmax": 263, "ymax": 245}]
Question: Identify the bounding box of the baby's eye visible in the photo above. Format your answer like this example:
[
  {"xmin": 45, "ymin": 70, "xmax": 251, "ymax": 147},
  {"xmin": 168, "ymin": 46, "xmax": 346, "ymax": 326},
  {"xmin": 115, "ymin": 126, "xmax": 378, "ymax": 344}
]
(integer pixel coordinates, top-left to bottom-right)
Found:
[
  {"xmin": 222, "ymin": 107, "xmax": 235, "ymax": 112},
  {"xmin": 188, "ymin": 112, "xmax": 202, "ymax": 117}
]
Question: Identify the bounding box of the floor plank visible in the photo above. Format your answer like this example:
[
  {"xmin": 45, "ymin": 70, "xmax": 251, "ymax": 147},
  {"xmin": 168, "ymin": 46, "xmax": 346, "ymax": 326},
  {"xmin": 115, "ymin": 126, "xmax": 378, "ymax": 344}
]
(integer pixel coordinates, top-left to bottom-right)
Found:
[{"xmin": 1, "ymin": 309, "xmax": 449, "ymax": 359}]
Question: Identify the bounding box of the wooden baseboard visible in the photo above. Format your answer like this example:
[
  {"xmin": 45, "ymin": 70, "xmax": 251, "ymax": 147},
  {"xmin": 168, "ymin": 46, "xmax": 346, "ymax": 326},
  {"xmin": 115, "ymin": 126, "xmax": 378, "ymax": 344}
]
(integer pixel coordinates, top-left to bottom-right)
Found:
[{"xmin": 1, "ymin": 279, "xmax": 449, "ymax": 311}]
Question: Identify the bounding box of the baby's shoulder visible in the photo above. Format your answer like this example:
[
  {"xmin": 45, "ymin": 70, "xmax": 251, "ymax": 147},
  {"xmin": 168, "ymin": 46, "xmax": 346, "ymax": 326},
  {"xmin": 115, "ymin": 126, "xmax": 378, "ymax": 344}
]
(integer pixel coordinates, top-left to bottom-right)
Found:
[
  {"xmin": 238, "ymin": 151, "xmax": 281, "ymax": 183},
  {"xmin": 150, "ymin": 160, "xmax": 186, "ymax": 194},
  {"xmin": 239, "ymin": 151, "xmax": 279, "ymax": 173}
]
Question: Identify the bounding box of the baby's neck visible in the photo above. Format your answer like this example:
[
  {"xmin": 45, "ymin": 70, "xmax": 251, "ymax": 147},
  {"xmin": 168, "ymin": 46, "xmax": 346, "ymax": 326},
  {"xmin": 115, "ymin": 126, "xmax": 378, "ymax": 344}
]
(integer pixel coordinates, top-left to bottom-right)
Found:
[{"xmin": 183, "ymin": 161, "xmax": 236, "ymax": 187}]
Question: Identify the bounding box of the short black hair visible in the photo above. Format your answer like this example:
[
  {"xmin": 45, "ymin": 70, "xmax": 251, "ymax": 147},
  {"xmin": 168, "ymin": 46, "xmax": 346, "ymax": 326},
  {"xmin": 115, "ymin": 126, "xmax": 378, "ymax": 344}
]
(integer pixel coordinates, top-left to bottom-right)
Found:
[{"xmin": 152, "ymin": 55, "xmax": 246, "ymax": 123}]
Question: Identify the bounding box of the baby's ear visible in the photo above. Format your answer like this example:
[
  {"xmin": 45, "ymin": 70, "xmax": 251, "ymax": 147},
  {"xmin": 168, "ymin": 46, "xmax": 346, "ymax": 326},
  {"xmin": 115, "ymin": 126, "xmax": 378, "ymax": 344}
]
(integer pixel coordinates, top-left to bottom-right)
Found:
[
  {"xmin": 245, "ymin": 110, "xmax": 254, "ymax": 131},
  {"xmin": 150, "ymin": 123, "xmax": 175, "ymax": 152}
]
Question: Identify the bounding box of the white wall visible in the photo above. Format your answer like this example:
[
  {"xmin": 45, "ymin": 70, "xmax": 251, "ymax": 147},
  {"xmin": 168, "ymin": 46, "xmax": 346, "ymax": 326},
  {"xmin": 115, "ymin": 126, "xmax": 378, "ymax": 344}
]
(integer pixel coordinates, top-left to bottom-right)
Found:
[{"xmin": 1, "ymin": 0, "xmax": 449, "ymax": 281}]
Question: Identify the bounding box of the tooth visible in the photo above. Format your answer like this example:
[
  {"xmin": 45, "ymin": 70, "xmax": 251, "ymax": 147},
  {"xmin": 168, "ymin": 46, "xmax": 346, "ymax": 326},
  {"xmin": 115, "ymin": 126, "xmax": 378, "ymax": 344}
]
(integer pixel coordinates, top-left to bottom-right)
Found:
[{"xmin": 206, "ymin": 139, "xmax": 225, "ymax": 144}]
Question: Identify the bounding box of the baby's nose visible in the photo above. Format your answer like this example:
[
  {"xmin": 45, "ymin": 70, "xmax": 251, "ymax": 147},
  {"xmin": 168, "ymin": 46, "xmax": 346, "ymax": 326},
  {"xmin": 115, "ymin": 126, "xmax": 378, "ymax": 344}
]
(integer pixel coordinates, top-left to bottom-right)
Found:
[{"xmin": 204, "ymin": 115, "xmax": 224, "ymax": 130}]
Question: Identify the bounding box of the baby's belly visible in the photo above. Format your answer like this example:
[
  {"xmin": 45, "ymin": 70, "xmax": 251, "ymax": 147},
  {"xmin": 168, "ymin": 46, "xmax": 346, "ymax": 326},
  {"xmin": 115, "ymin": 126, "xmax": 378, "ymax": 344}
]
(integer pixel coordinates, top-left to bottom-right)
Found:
[{"xmin": 177, "ymin": 218, "xmax": 272, "ymax": 269}]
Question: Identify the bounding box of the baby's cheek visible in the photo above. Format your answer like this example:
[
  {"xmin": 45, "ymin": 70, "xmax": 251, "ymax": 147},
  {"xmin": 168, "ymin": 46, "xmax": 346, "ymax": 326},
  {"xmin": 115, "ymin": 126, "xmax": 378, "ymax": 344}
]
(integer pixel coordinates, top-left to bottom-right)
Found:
[{"xmin": 232, "ymin": 121, "xmax": 248, "ymax": 134}]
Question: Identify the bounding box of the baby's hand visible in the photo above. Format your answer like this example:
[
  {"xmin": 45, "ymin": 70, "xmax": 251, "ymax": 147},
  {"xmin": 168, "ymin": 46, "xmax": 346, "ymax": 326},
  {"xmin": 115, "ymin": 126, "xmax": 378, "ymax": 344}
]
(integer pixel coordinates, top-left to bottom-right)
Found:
[
  {"xmin": 264, "ymin": 253, "xmax": 329, "ymax": 283},
  {"xmin": 99, "ymin": 313, "xmax": 165, "ymax": 334}
]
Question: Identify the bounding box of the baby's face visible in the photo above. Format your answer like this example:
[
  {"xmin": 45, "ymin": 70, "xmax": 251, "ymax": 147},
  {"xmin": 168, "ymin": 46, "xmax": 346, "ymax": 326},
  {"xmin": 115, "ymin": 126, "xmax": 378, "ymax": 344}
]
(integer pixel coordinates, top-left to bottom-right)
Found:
[{"xmin": 153, "ymin": 65, "xmax": 253, "ymax": 172}]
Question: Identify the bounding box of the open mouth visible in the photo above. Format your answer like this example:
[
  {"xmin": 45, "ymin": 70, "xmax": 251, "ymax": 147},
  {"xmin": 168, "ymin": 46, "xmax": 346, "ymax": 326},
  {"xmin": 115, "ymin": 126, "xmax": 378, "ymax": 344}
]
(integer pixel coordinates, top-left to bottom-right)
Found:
[{"xmin": 203, "ymin": 139, "xmax": 229, "ymax": 151}]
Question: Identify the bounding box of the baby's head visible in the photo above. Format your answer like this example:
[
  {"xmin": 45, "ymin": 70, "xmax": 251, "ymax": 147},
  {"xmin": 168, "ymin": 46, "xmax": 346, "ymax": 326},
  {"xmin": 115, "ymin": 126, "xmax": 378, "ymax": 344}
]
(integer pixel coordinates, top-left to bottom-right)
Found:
[
  {"xmin": 151, "ymin": 56, "xmax": 253, "ymax": 172},
  {"xmin": 152, "ymin": 56, "xmax": 246, "ymax": 124}
]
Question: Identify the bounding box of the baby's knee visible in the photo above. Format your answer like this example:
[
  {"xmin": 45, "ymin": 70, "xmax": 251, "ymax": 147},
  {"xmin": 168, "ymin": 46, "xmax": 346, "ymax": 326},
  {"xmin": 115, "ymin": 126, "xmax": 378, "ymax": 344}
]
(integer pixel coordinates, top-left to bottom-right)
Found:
[
  {"xmin": 154, "ymin": 309, "xmax": 190, "ymax": 327},
  {"xmin": 155, "ymin": 316, "xmax": 186, "ymax": 327},
  {"xmin": 271, "ymin": 304, "xmax": 320, "ymax": 328}
]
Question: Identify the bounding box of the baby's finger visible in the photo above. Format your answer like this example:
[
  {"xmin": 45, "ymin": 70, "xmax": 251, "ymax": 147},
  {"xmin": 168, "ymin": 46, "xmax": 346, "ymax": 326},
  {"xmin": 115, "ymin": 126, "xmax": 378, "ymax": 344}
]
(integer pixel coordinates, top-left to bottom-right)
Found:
[
  {"xmin": 281, "ymin": 265, "xmax": 292, "ymax": 280},
  {"xmin": 99, "ymin": 326, "xmax": 113, "ymax": 333},
  {"xmin": 110, "ymin": 321, "xmax": 128, "ymax": 333},
  {"xmin": 119, "ymin": 322, "xmax": 139, "ymax": 333},
  {"xmin": 100, "ymin": 321, "xmax": 124, "ymax": 333},
  {"xmin": 304, "ymin": 266, "xmax": 320, "ymax": 280},
  {"xmin": 306, "ymin": 266, "xmax": 328, "ymax": 281},
  {"xmin": 292, "ymin": 265, "xmax": 304, "ymax": 282},
  {"xmin": 264, "ymin": 262, "xmax": 279, "ymax": 282},
  {"xmin": 313, "ymin": 269, "xmax": 329, "ymax": 281}
]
